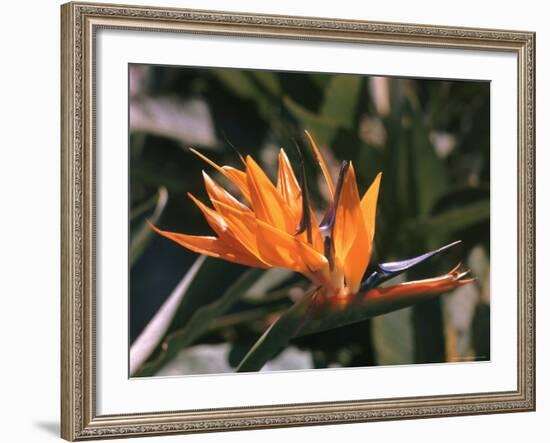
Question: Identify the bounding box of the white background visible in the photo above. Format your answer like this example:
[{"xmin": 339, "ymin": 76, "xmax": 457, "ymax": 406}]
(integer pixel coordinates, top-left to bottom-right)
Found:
[{"xmin": 0, "ymin": 0, "xmax": 546, "ymax": 442}]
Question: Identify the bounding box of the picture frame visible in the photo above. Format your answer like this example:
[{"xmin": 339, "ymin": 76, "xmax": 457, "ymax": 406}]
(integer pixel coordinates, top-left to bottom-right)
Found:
[{"xmin": 60, "ymin": 1, "xmax": 536, "ymax": 440}]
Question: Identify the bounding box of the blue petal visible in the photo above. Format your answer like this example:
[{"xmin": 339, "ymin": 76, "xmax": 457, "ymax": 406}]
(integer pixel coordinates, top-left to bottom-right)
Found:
[
  {"xmin": 293, "ymin": 141, "xmax": 313, "ymax": 243},
  {"xmin": 319, "ymin": 161, "xmax": 349, "ymax": 235},
  {"xmin": 378, "ymin": 240, "xmax": 461, "ymax": 273},
  {"xmin": 361, "ymin": 240, "xmax": 462, "ymax": 290}
]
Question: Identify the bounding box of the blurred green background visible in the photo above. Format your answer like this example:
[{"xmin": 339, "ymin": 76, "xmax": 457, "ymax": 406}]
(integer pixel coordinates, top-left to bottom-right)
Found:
[{"xmin": 129, "ymin": 64, "xmax": 490, "ymax": 376}]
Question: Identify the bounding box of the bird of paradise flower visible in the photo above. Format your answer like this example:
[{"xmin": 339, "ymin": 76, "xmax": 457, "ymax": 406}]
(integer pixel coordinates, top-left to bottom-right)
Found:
[{"xmin": 149, "ymin": 130, "xmax": 474, "ymax": 371}]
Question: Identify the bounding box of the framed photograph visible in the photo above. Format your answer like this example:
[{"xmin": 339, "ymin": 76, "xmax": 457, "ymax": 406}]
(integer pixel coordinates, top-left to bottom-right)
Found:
[{"xmin": 61, "ymin": 1, "xmax": 535, "ymax": 440}]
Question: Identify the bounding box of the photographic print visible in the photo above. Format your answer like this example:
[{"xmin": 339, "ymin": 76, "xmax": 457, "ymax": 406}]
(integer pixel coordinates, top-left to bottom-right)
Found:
[
  {"xmin": 129, "ymin": 65, "xmax": 490, "ymax": 377},
  {"xmin": 61, "ymin": 4, "xmax": 535, "ymax": 439}
]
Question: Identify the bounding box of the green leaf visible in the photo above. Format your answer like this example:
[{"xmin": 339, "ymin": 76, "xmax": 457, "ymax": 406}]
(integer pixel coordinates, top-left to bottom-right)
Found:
[
  {"xmin": 208, "ymin": 305, "xmax": 288, "ymax": 331},
  {"xmin": 131, "ymin": 258, "xmax": 246, "ymax": 373},
  {"xmin": 412, "ymin": 297, "xmax": 445, "ymax": 363},
  {"xmin": 372, "ymin": 306, "xmax": 414, "ymax": 365},
  {"xmin": 472, "ymin": 302, "xmax": 491, "ymax": 360},
  {"xmin": 129, "ymin": 255, "xmax": 207, "ymax": 375},
  {"xmin": 129, "ymin": 187, "xmax": 168, "ymax": 267},
  {"xmin": 237, "ymin": 288, "xmax": 314, "ymax": 372},
  {"xmin": 131, "ymin": 163, "xmax": 188, "ymax": 192},
  {"xmin": 130, "ymin": 192, "xmax": 158, "ymax": 221},
  {"xmin": 297, "ymin": 290, "xmax": 446, "ymax": 336},
  {"xmin": 283, "ymin": 96, "xmax": 339, "ymax": 146},
  {"xmin": 163, "ymin": 260, "xmax": 251, "ymax": 334},
  {"xmin": 250, "ymin": 71, "xmax": 281, "ymax": 97},
  {"xmin": 383, "ymin": 125, "xmax": 412, "ymax": 219},
  {"xmin": 404, "ymin": 199, "xmax": 490, "ymax": 238},
  {"xmin": 321, "ymin": 75, "xmax": 363, "ymax": 129},
  {"xmin": 212, "ymin": 70, "xmax": 261, "ymax": 100},
  {"xmin": 309, "ymin": 73, "xmax": 331, "ymax": 90},
  {"xmin": 237, "ymin": 283, "xmax": 451, "ymax": 372},
  {"xmin": 134, "ymin": 268, "xmax": 264, "ymax": 377},
  {"xmin": 211, "ymin": 70, "xmax": 273, "ymax": 117},
  {"xmin": 242, "ymin": 268, "xmax": 294, "ymax": 302},
  {"xmin": 409, "ymin": 110, "xmax": 449, "ymax": 216}
]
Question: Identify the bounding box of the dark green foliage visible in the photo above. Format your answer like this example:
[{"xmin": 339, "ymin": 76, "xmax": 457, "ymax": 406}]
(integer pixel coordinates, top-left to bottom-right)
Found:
[{"xmin": 129, "ymin": 65, "xmax": 490, "ymax": 375}]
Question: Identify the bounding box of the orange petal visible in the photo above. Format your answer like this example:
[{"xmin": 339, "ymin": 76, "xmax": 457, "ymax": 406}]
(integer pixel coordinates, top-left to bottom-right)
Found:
[
  {"xmin": 187, "ymin": 193, "xmax": 267, "ymax": 267},
  {"xmin": 202, "ymin": 171, "xmax": 250, "ymax": 212},
  {"xmin": 187, "ymin": 193, "xmax": 228, "ymax": 236},
  {"xmin": 305, "ymin": 130, "xmax": 334, "ymax": 198},
  {"xmin": 210, "ymin": 199, "xmax": 328, "ymax": 279},
  {"xmin": 245, "ymin": 155, "xmax": 294, "ymax": 233},
  {"xmin": 222, "ymin": 167, "xmax": 251, "ymax": 202},
  {"xmin": 208, "ymin": 198, "xmax": 268, "ymax": 266},
  {"xmin": 296, "ymin": 208, "xmax": 325, "ymax": 254},
  {"xmin": 332, "ymin": 163, "xmax": 372, "ymax": 291},
  {"xmin": 190, "ymin": 148, "xmax": 251, "ymax": 201},
  {"xmin": 149, "ymin": 223, "xmax": 269, "ymax": 268},
  {"xmin": 254, "ymin": 218, "xmax": 329, "ymax": 277},
  {"xmin": 276, "ymin": 148, "xmax": 302, "ymax": 220},
  {"xmin": 310, "ymin": 211, "xmax": 325, "ymax": 254},
  {"xmin": 364, "ymin": 266, "xmax": 474, "ymax": 300},
  {"xmin": 360, "ymin": 172, "xmax": 382, "ymax": 242}
]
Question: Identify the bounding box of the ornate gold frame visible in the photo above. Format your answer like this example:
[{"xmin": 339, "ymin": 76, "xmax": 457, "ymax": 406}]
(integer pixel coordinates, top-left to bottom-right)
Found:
[{"xmin": 61, "ymin": 1, "xmax": 536, "ymax": 440}]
